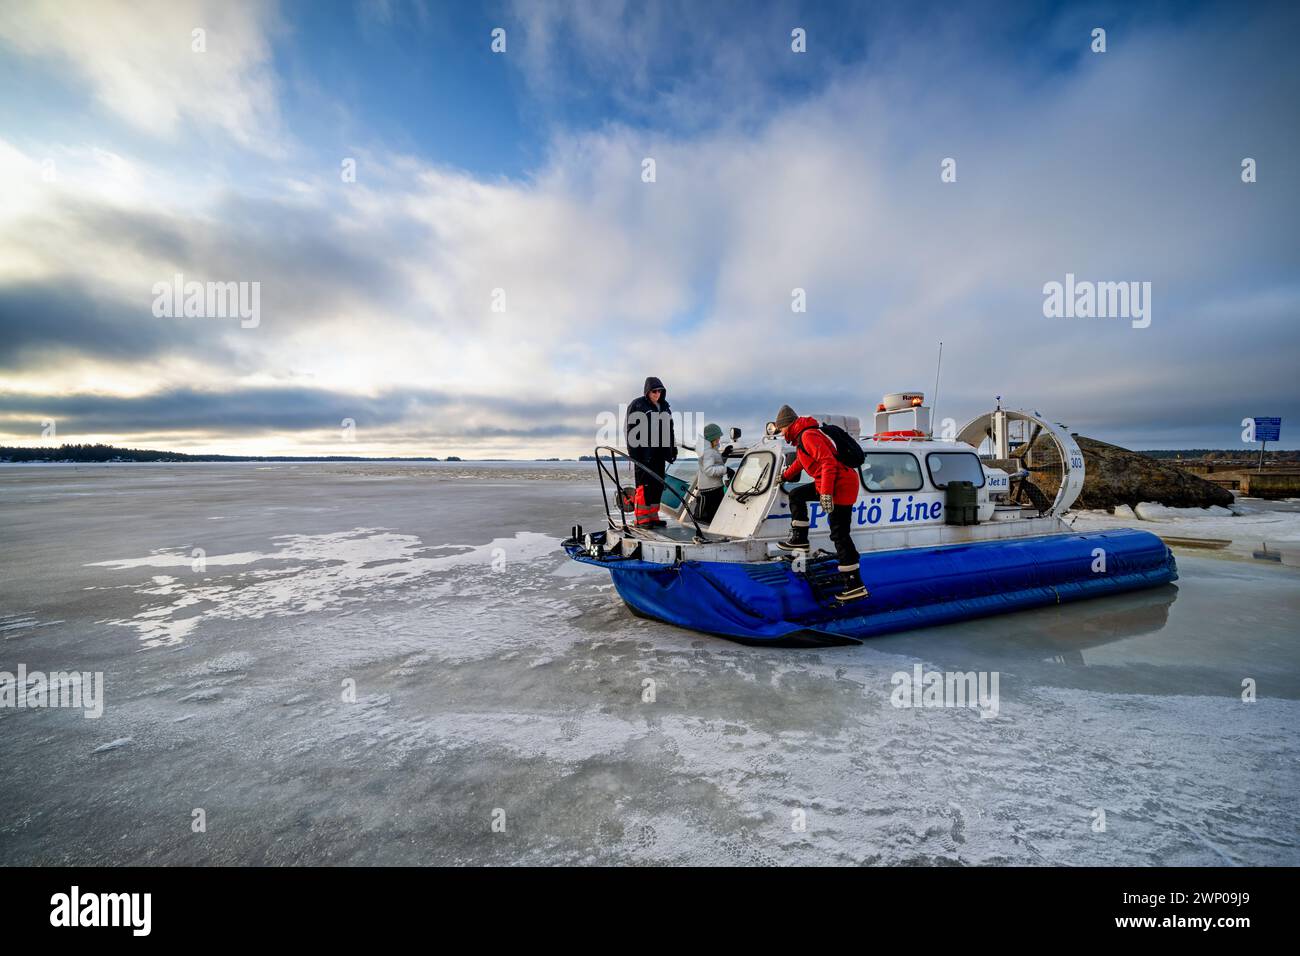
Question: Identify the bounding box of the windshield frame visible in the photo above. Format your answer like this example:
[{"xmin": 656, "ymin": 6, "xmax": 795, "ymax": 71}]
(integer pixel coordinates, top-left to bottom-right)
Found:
[{"xmin": 730, "ymin": 450, "xmax": 776, "ymax": 500}]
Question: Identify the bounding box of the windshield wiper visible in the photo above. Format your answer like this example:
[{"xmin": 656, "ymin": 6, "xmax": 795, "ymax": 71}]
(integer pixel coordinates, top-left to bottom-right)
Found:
[{"xmin": 735, "ymin": 461, "xmax": 771, "ymax": 502}]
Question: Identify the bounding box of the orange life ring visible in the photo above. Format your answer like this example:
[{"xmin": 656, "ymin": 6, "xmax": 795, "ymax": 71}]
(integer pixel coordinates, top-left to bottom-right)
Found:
[{"xmin": 872, "ymin": 429, "xmax": 926, "ymax": 441}]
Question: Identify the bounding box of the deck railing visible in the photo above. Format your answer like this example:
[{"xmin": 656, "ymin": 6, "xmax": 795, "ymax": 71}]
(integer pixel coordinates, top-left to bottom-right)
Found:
[{"xmin": 592, "ymin": 445, "xmax": 706, "ymax": 539}]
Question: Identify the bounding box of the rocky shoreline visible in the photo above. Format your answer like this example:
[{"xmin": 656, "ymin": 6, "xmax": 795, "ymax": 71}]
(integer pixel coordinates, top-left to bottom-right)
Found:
[{"xmin": 1036, "ymin": 436, "xmax": 1236, "ymax": 510}]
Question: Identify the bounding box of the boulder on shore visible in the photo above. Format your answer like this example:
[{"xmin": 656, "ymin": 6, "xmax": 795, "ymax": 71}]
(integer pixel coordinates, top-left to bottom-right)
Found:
[{"xmin": 1030, "ymin": 436, "xmax": 1235, "ymax": 510}]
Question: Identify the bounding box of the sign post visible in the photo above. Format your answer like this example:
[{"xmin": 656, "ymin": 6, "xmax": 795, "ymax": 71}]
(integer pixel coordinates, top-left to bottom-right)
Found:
[{"xmin": 1252, "ymin": 417, "xmax": 1281, "ymax": 473}]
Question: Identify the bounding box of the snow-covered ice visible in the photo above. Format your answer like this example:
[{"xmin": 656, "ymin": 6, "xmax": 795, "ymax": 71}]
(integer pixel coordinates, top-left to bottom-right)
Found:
[
  {"xmin": 1071, "ymin": 496, "xmax": 1300, "ymax": 564},
  {"xmin": 1, "ymin": 461, "xmax": 1297, "ymax": 865}
]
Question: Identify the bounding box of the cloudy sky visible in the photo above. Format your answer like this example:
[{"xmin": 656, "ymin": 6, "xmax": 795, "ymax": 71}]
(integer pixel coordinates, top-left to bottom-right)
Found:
[{"xmin": 1, "ymin": 0, "xmax": 1296, "ymax": 457}]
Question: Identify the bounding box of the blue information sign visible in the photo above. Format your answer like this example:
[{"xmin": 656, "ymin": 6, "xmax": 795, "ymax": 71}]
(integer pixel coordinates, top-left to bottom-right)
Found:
[{"xmin": 1253, "ymin": 417, "xmax": 1281, "ymax": 443}]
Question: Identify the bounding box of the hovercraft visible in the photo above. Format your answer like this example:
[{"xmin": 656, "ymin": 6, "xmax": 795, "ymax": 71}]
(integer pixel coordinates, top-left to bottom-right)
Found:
[{"xmin": 563, "ymin": 394, "xmax": 1177, "ymax": 645}]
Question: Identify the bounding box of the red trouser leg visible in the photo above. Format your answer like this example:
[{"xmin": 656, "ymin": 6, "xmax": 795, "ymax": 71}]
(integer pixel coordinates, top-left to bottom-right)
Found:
[{"xmin": 633, "ymin": 485, "xmax": 657, "ymax": 525}]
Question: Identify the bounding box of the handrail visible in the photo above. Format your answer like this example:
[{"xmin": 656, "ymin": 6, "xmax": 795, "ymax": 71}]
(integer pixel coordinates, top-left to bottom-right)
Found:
[
  {"xmin": 592, "ymin": 445, "xmax": 707, "ymax": 540},
  {"xmin": 593, "ymin": 446, "xmax": 630, "ymax": 534}
]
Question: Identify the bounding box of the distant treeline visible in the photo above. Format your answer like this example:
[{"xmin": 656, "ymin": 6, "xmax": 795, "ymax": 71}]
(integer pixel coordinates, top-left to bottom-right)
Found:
[
  {"xmin": 0, "ymin": 444, "xmax": 444, "ymax": 463},
  {"xmin": 0, "ymin": 444, "xmax": 591, "ymax": 463}
]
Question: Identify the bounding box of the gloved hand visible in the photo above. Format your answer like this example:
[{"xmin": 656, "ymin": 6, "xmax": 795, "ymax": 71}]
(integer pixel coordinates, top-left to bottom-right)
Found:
[
  {"xmin": 820, "ymin": 493, "xmax": 834, "ymax": 514},
  {"xmin": 666, "ymin": 447, "xmax": 678, "ymax": 464},
  {"xmin": 722, "ymin": 444, "xmax": 733, "ymax": 458}
]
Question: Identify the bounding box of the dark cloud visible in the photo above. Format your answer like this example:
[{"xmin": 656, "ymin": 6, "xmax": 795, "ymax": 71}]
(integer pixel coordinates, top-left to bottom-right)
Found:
[
  {"xmin": 1, "ymin": 369, "xmax": 1295, "ymax": 453},
  {"xmin": 195, "ymin": 192, "xmax": 418, "ymax": 319},
  {"xmin": 62, "ymin": 201, "xmax": 197, "ymax": 264},
  {"xmin": 0, "ymin": 278, "xmax": 232, "ymax": 369},
  {"xmin": 0, "ymin": 385, "xmax": 598, "ymax": 441},
  {"xmin": 0, "ymin": 182, "xmax": 435, "ymax": 372}
]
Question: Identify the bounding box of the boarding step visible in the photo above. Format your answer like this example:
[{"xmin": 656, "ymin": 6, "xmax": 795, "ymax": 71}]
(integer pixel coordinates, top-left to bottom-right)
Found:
[{"xmin": 762, "ymin": 551, "xmax": 845, "ymax": 605}]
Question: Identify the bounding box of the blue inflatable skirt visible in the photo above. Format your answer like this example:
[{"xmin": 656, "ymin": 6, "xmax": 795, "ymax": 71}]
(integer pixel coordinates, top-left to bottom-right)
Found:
[{"xmin": 566, "ymin": 528, "xmax": 1177, "ymax": 644}]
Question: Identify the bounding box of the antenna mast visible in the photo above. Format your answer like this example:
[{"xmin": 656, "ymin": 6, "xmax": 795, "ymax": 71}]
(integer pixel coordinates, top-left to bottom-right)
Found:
[{"xmin": 931, "ymin": 341, "xmax": 944, "ymax": 437}]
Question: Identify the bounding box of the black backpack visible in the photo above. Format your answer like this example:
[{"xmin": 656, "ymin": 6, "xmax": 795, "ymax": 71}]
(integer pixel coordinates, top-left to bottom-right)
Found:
[{"xmin": 795, "ymin": 422, "xmax": 865, "ymax": 469}]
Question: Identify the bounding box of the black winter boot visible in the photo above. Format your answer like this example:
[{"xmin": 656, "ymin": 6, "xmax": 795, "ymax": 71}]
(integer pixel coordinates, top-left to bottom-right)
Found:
[
  {"xmin": 834, "ymin": 565, "xmax": 869, "ymax": 602},
  {"xmin": 777, "ymin": 522, "xmax": 810, "ymax": 552}
]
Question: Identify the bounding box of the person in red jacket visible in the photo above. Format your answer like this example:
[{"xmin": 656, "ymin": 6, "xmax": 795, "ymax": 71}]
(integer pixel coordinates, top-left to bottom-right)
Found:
[{"xmin": 773, "ymin": 404, "xmax": 868, "ymax": 602}]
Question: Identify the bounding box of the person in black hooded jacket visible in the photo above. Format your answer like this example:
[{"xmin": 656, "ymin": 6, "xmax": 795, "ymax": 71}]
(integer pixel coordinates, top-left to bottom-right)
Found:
[{"xmin": 625, "ymin": 376, "xmax": 677, "ymax": 527}]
